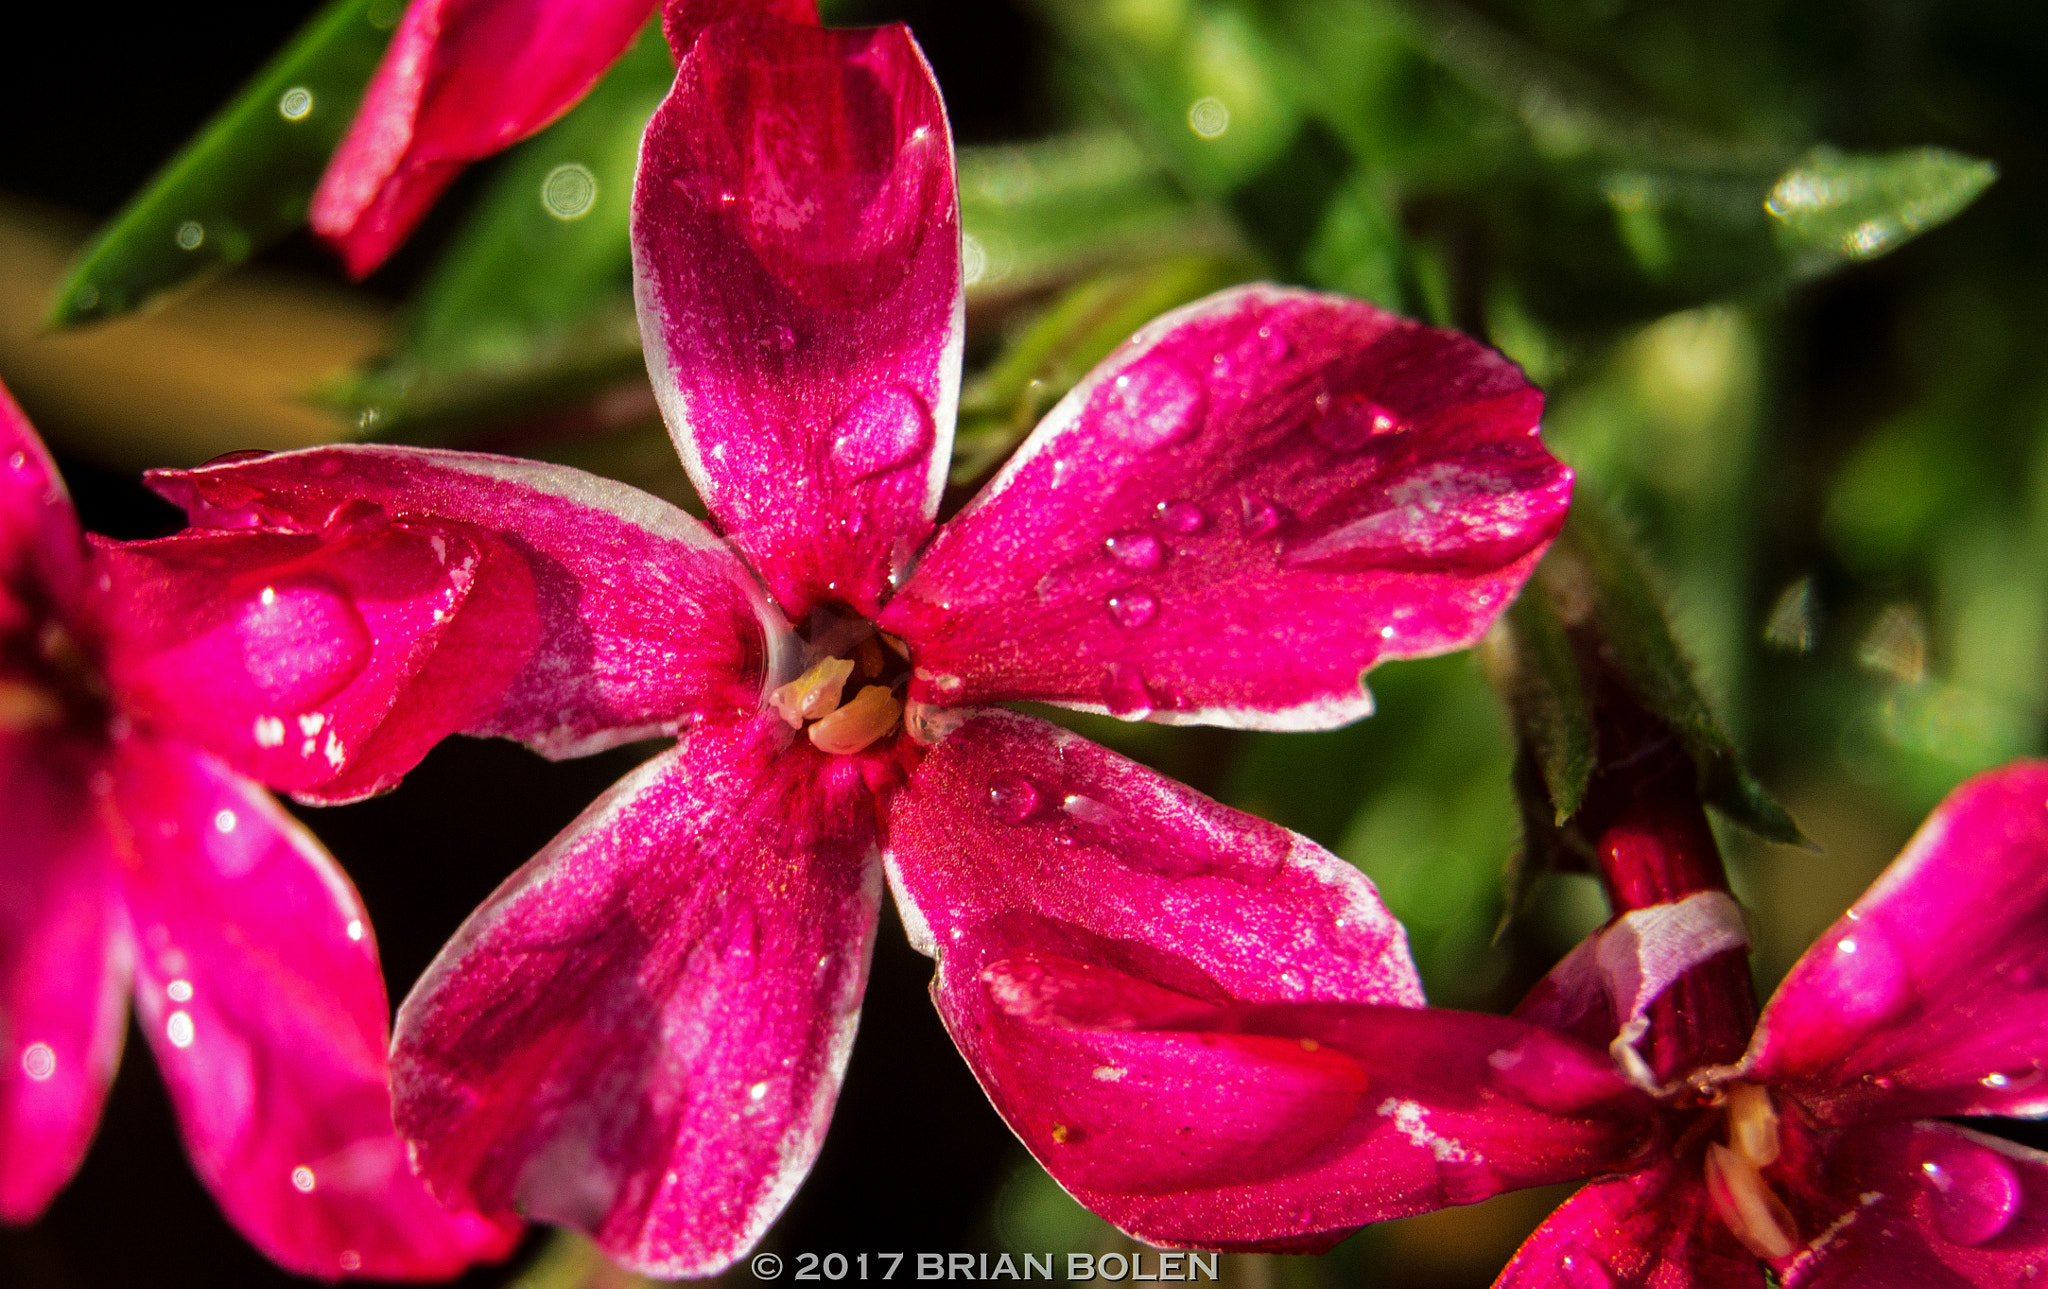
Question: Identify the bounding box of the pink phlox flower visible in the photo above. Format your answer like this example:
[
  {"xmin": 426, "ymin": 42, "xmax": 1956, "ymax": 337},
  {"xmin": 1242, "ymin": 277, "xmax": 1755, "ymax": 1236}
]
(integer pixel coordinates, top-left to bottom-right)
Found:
[
  {"xmin": 0, "ymin": 381, "xmax": 521, "ymax": 1280},
  {"xmin": 149, "ymin": 1, "xmax": 1573, "ymax": 1275},
  {"xmin": 982, "ymin": 752, "xmax": 2048, "ymax": 1285}
]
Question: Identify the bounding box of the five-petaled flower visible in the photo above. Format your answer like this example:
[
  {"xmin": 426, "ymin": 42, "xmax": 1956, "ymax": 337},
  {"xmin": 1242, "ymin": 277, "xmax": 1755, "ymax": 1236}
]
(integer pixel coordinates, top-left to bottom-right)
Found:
[
  {"xmin": 146, "ymin": 0, "xmax": 1571, "ymax": 1274},
  {"xmin": 0, "ymin": 381, "xmax": 520, "ymax": 1279}
]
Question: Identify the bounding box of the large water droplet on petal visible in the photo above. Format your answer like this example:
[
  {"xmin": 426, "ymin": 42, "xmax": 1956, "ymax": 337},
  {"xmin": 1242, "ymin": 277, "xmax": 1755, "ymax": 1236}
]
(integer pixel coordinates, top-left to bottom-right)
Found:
[
  {"xmin": 831, "ymin": 384, "xmax": 935, "ymax": 481},
  {"xmin": 1822, "ymin": 921, "xmax": 1910, "ymax": 1030},
  {"xmin": 1920, "ymin": 1135, "xmax": 2023, "ymax": 1246},
  {"xmin": 1103, "ymin": 662, "xmax": 1155, "ymax": 718},
  {"xmin": 1240, "ymin": 494, "xmax": 1280, "ymax": 536},
  {"xmin": 987, "ymin": 773, "xmax": 1041, "ymax": 823},
  {"xmin": 1311, "ymin": 391, "xmax": 1404, "ymax": 452},
  {"xmin": 235, "ymin": 580, "xmax": 371, "ymax": 709},
  {"xmin": 1107, "ymin": 590, "xmax": 1157, "ymax": 629},
  {"xmin": 1098, "ymin": 359, "xmax": 1207, "ymax": 450},
  {"xmin": 1105, "ymin": 531, "xmax": 1164, "ymax": 571}
]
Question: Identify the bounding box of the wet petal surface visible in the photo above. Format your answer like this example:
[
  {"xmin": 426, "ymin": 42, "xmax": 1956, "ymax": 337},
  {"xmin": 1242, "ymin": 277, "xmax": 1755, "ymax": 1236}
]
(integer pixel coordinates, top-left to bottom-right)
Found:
[
  {"xmin": 1496, "ymin": 1162, "xmax": 1764, "ymax": 1289},
  {"xmin": 881, "ymin": 286, "xmax": 1569, "ymax": 728},
  {"xmin": 1749, "ymin": 762, "xmax": 2048, "ymax": 1123},
  {"xmin": 114, "ymin": 737, "xmax": 520, "ymax": 1279},
  {"xmin": 634, "ymin": 16, "xmax": 961, "ymax": 620},
  {"xmin": 392, "ymin": 717, "xmax": 883, "ymax": 1277}
]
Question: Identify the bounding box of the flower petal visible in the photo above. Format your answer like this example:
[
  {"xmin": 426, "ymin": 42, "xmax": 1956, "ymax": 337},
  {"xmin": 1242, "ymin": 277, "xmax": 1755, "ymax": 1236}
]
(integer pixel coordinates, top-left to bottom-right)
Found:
[
  {"xmin": 1748, "ymin": 762, "xmax": 2048, "ymax": 1123},
  {"xmin": 311, "ymin": 0, "xmax": 659, "ymax": 277},
  {"xmin": 0, "ymin": 734, "xmax": 129, "ymax": 1222},
  {"xmin": 940, "ymin": 947, "xmax": 1658, "ymax": 1251},
  {"xmin": 1775, "ymin": 1121, "xmax": 2048, "ymax": 1288},
  {"xmin": 634, "ymin": 16, "xmax": 961, "ymax": 620},
  {"xmin": 140, "ymin": 446, "xmax": 779, "ymax": 786},
  {"xmin": 663, "ymin": 0, "xmax": 817, "ymax": 54},
  {"xmin": 0, "ymin": 380, "xmax": 84, "ymax": 612},
  {"xmin": 112, "ymin": 737, "xmax": 521, "ymax": 1279},
  {"xmin": 880, "ymin": 285, "xmax": 1570, "ymax": 729},
  {"xmin": 392, "ymin": 716, "xmax": 882, "ymax": 1276},
  {"xmin": 884, "ymin": 709, "xmax": 1423, "ymax": 1006},
  {"xmin": 1495, "ymin": 1163, "xmax": 1764, "ymax": 1289}
]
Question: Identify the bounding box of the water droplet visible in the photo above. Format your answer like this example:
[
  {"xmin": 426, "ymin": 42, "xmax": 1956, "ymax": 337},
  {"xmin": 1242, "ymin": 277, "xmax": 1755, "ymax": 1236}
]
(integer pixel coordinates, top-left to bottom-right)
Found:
[
  {"xmin": 541, "ymin": 163, "xmax": 598, "ymax": 220},
  {"xmin": 166, "ymin": 1011, "xmax": 195, "ymax": 1048},
  {"xmin": 1255, "ymin": 324, "xmax": 1292, "ymax": 361},
  {"xmin": 277, "ymin": 86, "xmax": 314, "ymax": 121},
  {"xmin": 174, "ymin": 221, "xmax": 205, "ymax": 251},
  {"xmin": 987, "ymin": 773, "xmax": 1041, "ymax": 823},
  {"xmin": 1105, "ymin": 531, "xmax": 1163, "ymax": 571},
  {"xmin": 1920, "ymin": 1136, "xmax": 2023, "ymax": 1246},
  {"xmin": 1102, "ymin": 662, "xmax": 1155, "ymax": 718},
  {"xmin": 1061, "ymin": 793, "xmax": 1114, "ymax": 825},
  {"xmin": 1155, "ymin": 500, "xmax": 1206, "ymax": 533},
  {"xmin": 831, "ymin": 385, "xmax": 935, "ymax": 481},
  {"xmin": 6, "ymin": 451, "xmax": 25, "ymax": 471},
  {"xmin": 21, "ymin": 1043, "xmax": 56, "ymax": 1082},
  {"xmin": 292, "ymin": 1165, "xmax": 317, "ymax": 1193},
  {"xmin": 1107, "ymin": 590, "xmax": 1157, "ymax": 629},
  {"xmin": 1823, "ymin": 921, "xmax": 1910, "ymax": 1028},
  {"xmin": 1240, "ymin": 495, "xmax": 1280, "ymax": 535},
  {"xmin": 1311, "ymin": 391, "xmax": 1403, "ymax": 452},
  {"xmin": 1098, "ymin": 360, "xmax": 1207, "ymax": 450},
  {"xmin": 236, "ymin": 580, "xmax": 372, "ymax": 710}
]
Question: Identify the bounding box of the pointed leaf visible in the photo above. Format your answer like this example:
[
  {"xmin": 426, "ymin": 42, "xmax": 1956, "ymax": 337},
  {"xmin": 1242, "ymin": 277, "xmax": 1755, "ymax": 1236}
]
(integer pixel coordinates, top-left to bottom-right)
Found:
[
  {"xmin": 1766, "ymin": 147, "xmax": 1998, "ymax": 278},
  {"xmin": 48, "ymin": 0, "xmax": 396, "ymax": 327}
]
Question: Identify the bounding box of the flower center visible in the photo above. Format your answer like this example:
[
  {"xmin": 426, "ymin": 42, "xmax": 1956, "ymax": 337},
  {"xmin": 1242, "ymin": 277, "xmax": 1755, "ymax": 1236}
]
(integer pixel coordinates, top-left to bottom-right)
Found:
[
  {"xmin": 1703, "ymin": 1082, "xmax": 1799, "ymax": 1260},
  {"xmin": 769, "ymin": 609, "xmax": 909, "ymax": 756}
]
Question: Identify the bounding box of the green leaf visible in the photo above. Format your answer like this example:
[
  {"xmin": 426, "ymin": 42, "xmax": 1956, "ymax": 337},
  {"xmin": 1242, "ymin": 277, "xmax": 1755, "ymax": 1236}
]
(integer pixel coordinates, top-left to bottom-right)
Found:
[
  {"xmin": 48, "ymin": 0, "xmax": 398, "ymax": 327},
  {"xmin": 956, "ymin": 130, "xmax": 1229, "ymax": 301},
  {"xmin": 1765, "ymin": 146, "xmax": 1998, "ymax": 277},
  {"xmin": 1479, "ymin": 590, "xmax": 1594, "ymax": 826},
  {"xmin": 328, "ymin": 22, "xmax": 673, "ymax": 441},
  {"xmin": 950, "ymin": 252, "xmax": 1252, "ymax": 484}
]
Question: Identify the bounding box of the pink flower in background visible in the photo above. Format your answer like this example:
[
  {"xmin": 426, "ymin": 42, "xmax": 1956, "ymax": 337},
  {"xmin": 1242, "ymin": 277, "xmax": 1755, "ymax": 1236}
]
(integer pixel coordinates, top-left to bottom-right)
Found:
[
  {"xmin": 981, "ymin": 723, "xmax": 2048, "ymax": 1283},
  {"xmin": 153, "ymin": 0, "xmax": 1574, "ymax": 1273},
  {"xmin": 0, "ymin": 381, "xmax": 521, "ymax": 1280},
  {"xmin": 312, "ymin": 0, "xmax": 659, "ymax": 277}
]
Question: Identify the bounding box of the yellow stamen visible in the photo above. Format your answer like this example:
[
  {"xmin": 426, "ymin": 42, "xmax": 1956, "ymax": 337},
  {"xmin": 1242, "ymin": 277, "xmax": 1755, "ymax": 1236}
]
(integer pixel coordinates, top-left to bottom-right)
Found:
[
  {"xmin": 769, "ymin": 657, "xmax": 855, "ymax": 728},
  {"xmin": 1726, "ymin": 1083, "xmax": 1780, "ymax": 1169},
  {"xmin": 809, "ymin": 685, "xmax": 902, "ymax": 755},
  {"xmin": 1706, "ymin": 1142, "xmax": 1797, "ymax": 1260},
  {"xmin": 0, "ymin": 680, "xmax": 62, "ymax": 732}
]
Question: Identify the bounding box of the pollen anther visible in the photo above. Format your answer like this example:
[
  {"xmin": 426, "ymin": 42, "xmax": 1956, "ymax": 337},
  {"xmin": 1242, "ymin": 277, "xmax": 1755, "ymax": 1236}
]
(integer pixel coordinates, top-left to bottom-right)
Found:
[
  {"xmin": 1706, "ymin": 1141, "xmax": 1797, "ymax": 1260},
  {"xmin": 770, "ymin": 657, "xmax": 856, "ymax": 728},
  {"xmin": 809, "ymin": 685, "xmax": 903, "ymax": 755},
  {"xmin": 1726, "ymin": 1082, "xmax": 1780, "ymax": 1169}
]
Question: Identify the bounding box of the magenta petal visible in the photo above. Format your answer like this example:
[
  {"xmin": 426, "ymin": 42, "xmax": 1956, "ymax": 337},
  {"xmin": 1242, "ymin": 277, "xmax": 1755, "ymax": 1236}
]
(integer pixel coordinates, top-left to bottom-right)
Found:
[
  {"xmin": 884, "ymin": 709, "xmax": 1423, "ymax": 1006},
  {"xmin": 0, "ymin": 380, "xmax": 84, "ymax": 615},
  {"xmin": 392, "ymin": 717, "xmax": 882, "ymax": 1276},
  {"xmin": 948, "ymin": 949, "xmax": 1657, "ymax": 1251},
  {"xmin": 145, "ymin": 445, "xmax": 779, "ymax": 774},
  {"xmin": 1748, "ymin": 762, "xmax": 2048, "ymax": 1124},
  {"xmin": 879, "ymin": 285, "xmax": 1570, "ymax": 728},
  {"xmin": 311, "ymin": 0, "xmax": 659, "ymax": 277},
  {"xmin": 663, "ymin": 0, "xmax": 817, "ymax": 54},
  {"xmin": 112, "ymin": 737, "xmax": 521, "ymax": 1279},
  {"xmin": 634, "ymin": 16, "xmax": 961, "ymax": 620},
  {"xmin": 0, "ymin": 735, "xmax": 128, "ymax": 1222},
  {"xmin": 1773, "ymin": 1120, "xmax": 2048, "ymax": 1289},
  {"xmin": 1496, "ymin": 1163, "xmax": 1764, "ymax": 1289}
]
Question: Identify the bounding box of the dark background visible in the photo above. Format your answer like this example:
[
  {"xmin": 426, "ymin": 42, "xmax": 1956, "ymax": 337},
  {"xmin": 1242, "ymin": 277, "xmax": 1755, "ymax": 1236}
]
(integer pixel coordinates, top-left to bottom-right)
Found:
[{"xmin": 0, "ymin": 3, "xmax": 1054, "ymax": 1285}]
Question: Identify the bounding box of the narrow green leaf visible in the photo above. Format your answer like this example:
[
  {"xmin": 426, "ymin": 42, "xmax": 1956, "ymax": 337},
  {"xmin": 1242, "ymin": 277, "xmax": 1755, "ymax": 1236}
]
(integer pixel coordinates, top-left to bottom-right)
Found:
[
  {"xmin": 328, "ymin": 22, "xmax": 673, "ymax": 442},
  {"xmin": 1480, "ymin": 590, "xmax": 1595, "ymax": 826},
  {"xmin": 1765, "ymin": 146, "xmax": 1998, "ymax": 277},
  {"xmin": 48, "ymin": 0, "xmax": 397, "ymax": 327},
  {"xmin": 956, "ymin": 130, "xmax": 1229, "ymax": 302},
  {"xmin": 949, "ymin": 253, "xmax": 1253, "ymax": 485}
]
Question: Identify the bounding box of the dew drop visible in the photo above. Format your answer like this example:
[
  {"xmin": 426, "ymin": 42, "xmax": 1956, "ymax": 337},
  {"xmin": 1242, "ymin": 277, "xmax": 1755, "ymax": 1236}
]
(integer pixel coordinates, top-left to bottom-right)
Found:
[
  {"xmin": 1098, "ymin": 359, "xmax": 1207, "ymax": 450},
  {"xmin": 1920, "ymin": 1136, "xmax": 2023, "ymax": 1246},
  {"xmin": 986, "ymin": 773, "xmax": 1041, "ymax": 823},
  {"xmin": 236, "ymin": 580, "xmax": 373, "ymax": 710},
  {"xmin": 1255, "ymin": 324, "xmax": 1292, "ymax": 361},
  {"xmin": 830, "ymin": 384, "xmax": 934, "ymax": 481},
  {"xmin": 1102, "ymin": 662, "xmax": 1155, "ymax": 718},
  {"xmin": 7, "ymin": 451, "xmax": 25, "ymax": 471},
  {"xmin": 1105, "ymin": 531, "xmax": 1164, "ymax": 571},
  {"xmin": 1823, "ymin": 921, "xmax": 1910, "ymax": 1028},
  {"xmin": 1240, "ymin": 495, "xmax": 1280, "ymax": 535},
  {"xmin": 1155, "ymin": 500, "xmax": 1206, "ymax": 533},
  {"xmin": 1311, "ymin": 391, "xmax": 1404, "ymax": 452},
  {"xmin": 1107, "ymin": 590, "xmax": 1157, "ymax": 629}
]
